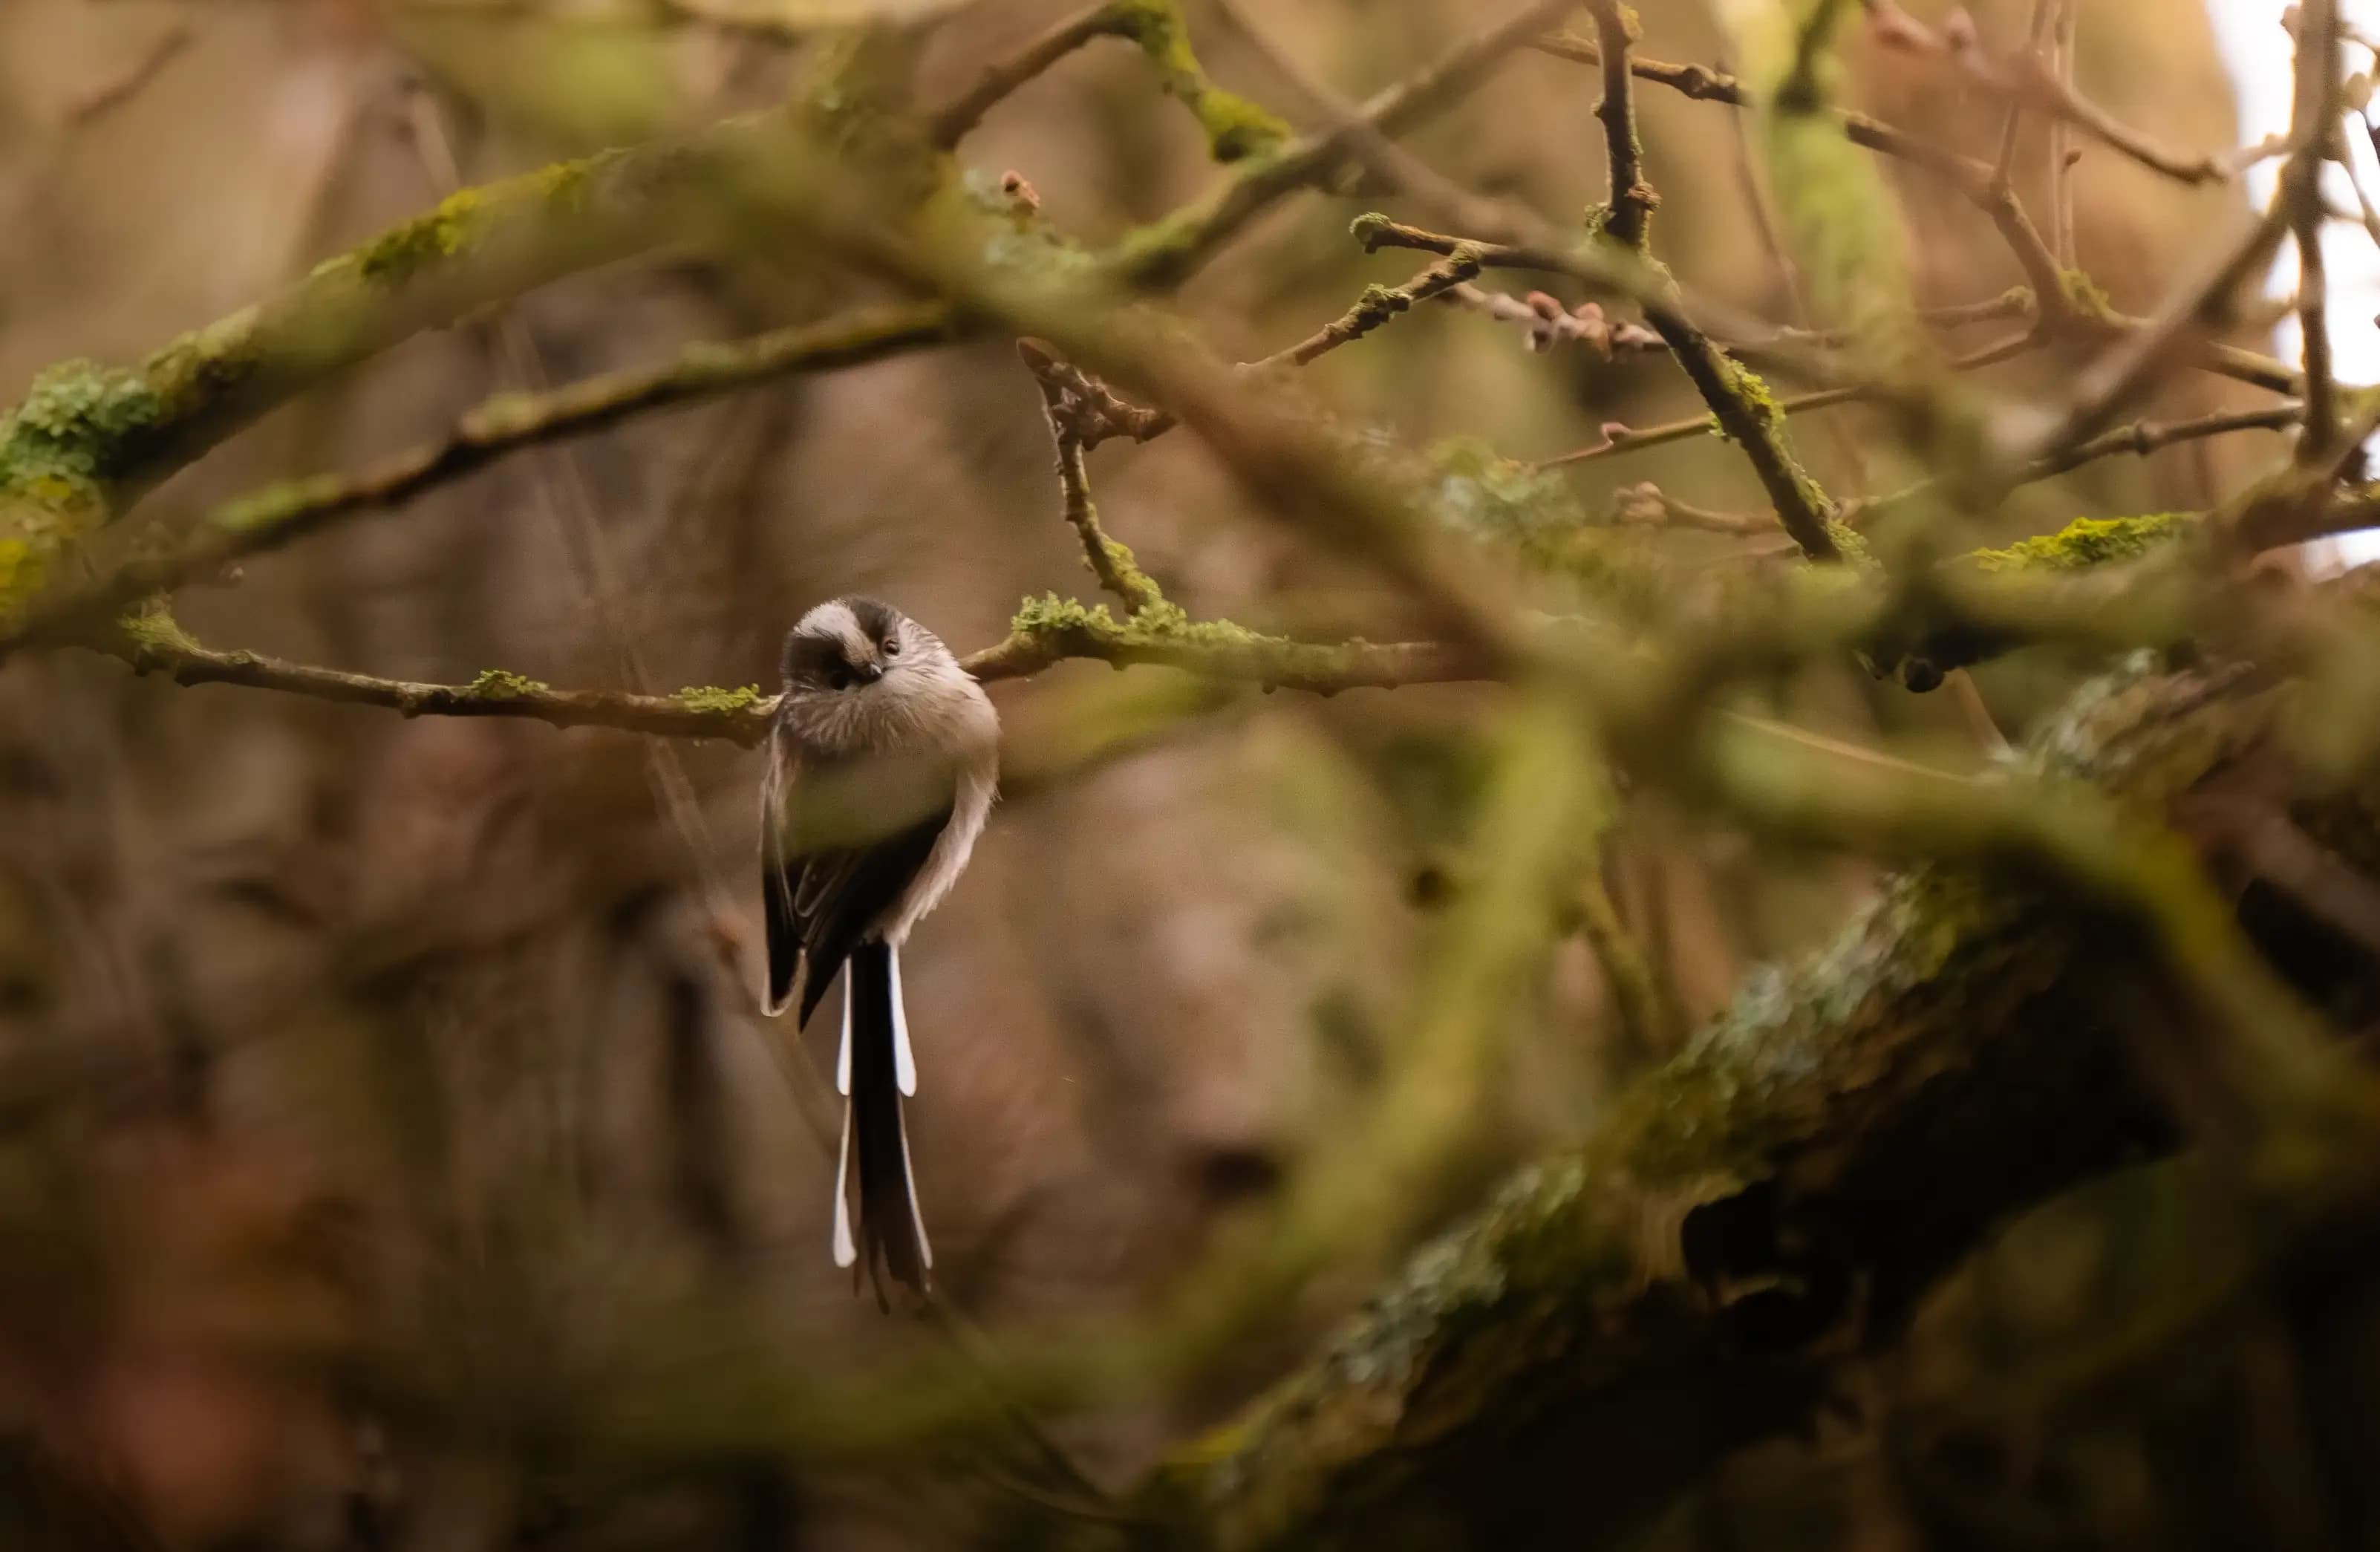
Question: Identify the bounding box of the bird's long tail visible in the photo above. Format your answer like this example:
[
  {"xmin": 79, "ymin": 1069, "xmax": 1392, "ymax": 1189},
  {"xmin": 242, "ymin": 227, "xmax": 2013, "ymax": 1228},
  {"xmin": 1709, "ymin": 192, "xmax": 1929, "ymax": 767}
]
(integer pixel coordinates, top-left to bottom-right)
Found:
[{"xmin": 833, "ymin": 941, "xmax": 930, "ymax": 1305}]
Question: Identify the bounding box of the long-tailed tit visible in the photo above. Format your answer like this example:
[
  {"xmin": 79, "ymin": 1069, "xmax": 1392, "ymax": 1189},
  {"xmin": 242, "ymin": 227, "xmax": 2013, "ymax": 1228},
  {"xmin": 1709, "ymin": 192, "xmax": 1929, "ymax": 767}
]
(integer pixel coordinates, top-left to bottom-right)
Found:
[{"xmin": 760, "ymin": 596, "xmax": 999, "ymax": 1305}]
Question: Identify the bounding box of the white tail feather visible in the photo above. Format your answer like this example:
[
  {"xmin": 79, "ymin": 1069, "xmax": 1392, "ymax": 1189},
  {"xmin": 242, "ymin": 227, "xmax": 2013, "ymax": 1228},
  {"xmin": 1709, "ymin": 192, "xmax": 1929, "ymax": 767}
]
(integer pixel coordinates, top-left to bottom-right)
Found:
[
  {"xmin": 831, "ymin": 1101, "xmax": 856, "ymax": 1268},
  {"xmin": 896, "ymin": 1097, "xmax": 931, "ymax": 1270},
  {"xmin": 835, "ymin": 969, "xmax": 852, "ymax": 1096},
  {"xmin": 889, "ymin": 945, "xmax": 916, "ymax": 1097}
]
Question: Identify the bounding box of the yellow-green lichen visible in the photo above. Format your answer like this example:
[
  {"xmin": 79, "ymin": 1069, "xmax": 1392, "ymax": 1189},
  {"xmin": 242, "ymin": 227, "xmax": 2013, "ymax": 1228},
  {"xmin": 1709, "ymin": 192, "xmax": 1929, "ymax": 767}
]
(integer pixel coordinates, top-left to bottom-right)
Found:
[
  {"xmin": 1009, "ymin": 593, "xmax": 1278, "ymax": 655},
  {"xmin": 358, "ymin": 188, "xmax": 492, "ymax": 286},
  {"xmin": 116, "ymin": 601, "xmax": 200, "ymax": 656},
  {"xmin": 468, "ymin": 668, "xmax": 550, "ymax": 700},
  {"xmin": 676, "ymin": 683, "xmax": 764, "ymax": 713},
  {"xmin": 1969, "ymin": 513, "xmax": 2192, "ymax": 573},
  {"xmin": 2058, "ymin": 269, "xmax": 2115, "ymax": 322},
  {"xmin": 332, "ymin": 149, "xmax": 622, "ymax": 290},
  {"xmin": 0, "ymin": 360, "xmax": 163, "ymax": 501},
  {"xmin": 1108, "ymin": 0, "xmax": 1289, "ymax": 163}
]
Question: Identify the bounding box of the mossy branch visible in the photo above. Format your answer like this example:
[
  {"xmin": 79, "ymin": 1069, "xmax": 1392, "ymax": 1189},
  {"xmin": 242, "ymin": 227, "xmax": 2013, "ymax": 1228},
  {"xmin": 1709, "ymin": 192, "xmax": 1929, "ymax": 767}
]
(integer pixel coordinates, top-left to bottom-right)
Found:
[
  {"xmin": 0, "ymin": 0, "xmax": 1554, "ymax": 635},
  {"xmin": 1111, "ymin": 0, "xmax": 1574, "ymax": 287},
  {"xmin": 2, "ymin": 304, "xmax": 956, "ymax": 660},
  {"xmin": 104, "ymin": 618, "xmax": 777, "ymax": 744},
  {"xmin": 0, "ymin": 130, "xmax": 752, "ymax": 534},
  {"xmin": 930, "ymin": 0, "xmax": 1288, "ymax": 161},
  {"xmin": 1135, "ymin": 653, "xmax": 2379, "ymax": 1551},
  {"xmin": 968, "ymin": 596, "xmax": 1484, "ymax": 693}
]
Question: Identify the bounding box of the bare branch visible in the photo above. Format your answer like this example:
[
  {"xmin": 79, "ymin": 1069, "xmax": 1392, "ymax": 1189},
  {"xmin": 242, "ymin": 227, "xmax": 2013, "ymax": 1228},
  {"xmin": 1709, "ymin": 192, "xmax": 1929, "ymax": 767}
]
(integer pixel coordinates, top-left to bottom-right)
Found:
[
  {"xmin": 1536, "ymin": 330, "xmax": 2036, "ymax": 471},
  {"xmin": 1584, "ymin": 1, "xmax": 1657, "ymax": 250},
  {"xmin": 62, "ymin": 22, "xmax": 191, "ymax": 125},
  {"xmin": 1867, "ymin": 0, "xmax": 2235, "ymax": 186},
  {"xmin": 931, "ymin": 1, "xmax": 1143, "ymax": 146},
  {"xmin": 2286, "ymin": 0, "xmax": 2344, "ymax": 464}
]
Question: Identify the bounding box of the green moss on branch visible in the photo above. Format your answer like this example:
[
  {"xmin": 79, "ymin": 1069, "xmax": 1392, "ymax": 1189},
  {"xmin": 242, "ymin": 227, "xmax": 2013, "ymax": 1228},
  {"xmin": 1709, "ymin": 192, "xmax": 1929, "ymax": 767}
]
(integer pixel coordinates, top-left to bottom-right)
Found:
[
  {"xmin": 1109, "ymin": 0, "xmax": 1291, "ymax": 162},
  {"xmin": 968, "ymin": 594, "xmax": 1483, "ymax": 692},
  {"xmin": 1140, "ymin": 658, "xmax": 2342, "ymax": 1551}
]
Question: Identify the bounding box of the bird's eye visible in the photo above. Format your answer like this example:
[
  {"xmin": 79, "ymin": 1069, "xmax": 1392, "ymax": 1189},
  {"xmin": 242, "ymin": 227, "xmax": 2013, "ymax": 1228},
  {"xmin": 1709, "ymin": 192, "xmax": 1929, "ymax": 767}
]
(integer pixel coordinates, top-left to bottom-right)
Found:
[{"xmin": 882, "ymin": 638, "xmax": 902, "ymax": 656}]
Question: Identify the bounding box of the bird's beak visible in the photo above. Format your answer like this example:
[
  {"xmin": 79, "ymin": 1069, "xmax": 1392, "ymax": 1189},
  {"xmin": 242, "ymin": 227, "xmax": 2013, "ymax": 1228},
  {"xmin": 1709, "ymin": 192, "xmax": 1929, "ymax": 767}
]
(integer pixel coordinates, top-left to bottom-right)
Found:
[{"xmin": 851, "ymin": 662, "xmax": 884, "ymax": 685}]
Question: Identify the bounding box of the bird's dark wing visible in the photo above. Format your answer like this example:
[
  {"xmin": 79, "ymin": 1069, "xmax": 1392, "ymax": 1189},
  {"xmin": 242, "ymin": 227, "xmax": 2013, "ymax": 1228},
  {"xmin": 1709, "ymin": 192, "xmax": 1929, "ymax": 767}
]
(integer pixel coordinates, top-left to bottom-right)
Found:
[{"xmin": 763, "ymin": 740, "xmax": 956, "ymax": 1026}]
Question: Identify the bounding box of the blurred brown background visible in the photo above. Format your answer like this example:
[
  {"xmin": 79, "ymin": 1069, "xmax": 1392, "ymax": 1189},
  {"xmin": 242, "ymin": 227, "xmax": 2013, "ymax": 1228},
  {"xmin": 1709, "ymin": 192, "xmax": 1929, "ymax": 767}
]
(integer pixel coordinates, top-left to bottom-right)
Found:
[{"xmin": 0, "ymin": 1, "xmax": 2328, "ymax": 1548}]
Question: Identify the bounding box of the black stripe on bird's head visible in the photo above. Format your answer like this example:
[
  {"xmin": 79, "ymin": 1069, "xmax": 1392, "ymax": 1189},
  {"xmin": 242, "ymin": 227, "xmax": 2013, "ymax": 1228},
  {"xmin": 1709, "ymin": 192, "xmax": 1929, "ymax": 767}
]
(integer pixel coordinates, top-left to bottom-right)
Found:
[{"xmin": 782, "ymin": 596, "xmax": 912, "ymax": 693}]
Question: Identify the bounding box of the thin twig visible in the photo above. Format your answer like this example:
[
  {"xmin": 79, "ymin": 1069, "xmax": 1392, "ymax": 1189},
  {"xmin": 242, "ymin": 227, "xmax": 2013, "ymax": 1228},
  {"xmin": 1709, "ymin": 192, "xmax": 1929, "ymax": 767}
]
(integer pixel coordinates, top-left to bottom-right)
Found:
[
  {"xmin": 1530, "ymin": 27, "xmax": 2070, "ymax": 330},
  {"xmin": 1991, "ymin": 0, "xmax": 2061, "ymax": 190},
  {"xmin": 2050, "ymin": 0, "xmax": 2078, "ymax": 265},
  {"xmin": 1118, "ymin": 0, "xmax": 1574, "ymax": 287},
  {"xmin": 62, "ymin": 23, "xmax": 192, "ymax": 125},
  {"xmin": 2023, "ymin": 202, "xmax": 2293, "ymax": 461},
  {"xmin": 2286, "ymin": 0, "xmax": 2344, "ymax": 465},
  {"xmin": 1536, "ymin": 330, "xmax": 2037, "ymax": 471},
  {"xmin": 1020, "ymin": 342, "xmax": 1167, "ymax": 613},
  {"xmin": 1608, "ymin": 483, "xmax": 1779, "ymax": 536},
  {"xmin": 1261, "ymin": 255, "xmax": 1484, "ymax": 368},
  {"xmin": 1867, "ymin": 0, "xmax": 2233, "ymax": 185},
  {"xmin": 930, "ymin": 0, "xmax": 1138, "ymax": 147},
  {"xmin": 1851, "ymin": 403, "xmax": 2304, "ymax": 521},
  {"xmin": 1576, "ymin": 10, "xmax": 1836, "ymax": 558},
  {"xmin": 1354, "ymin": 218, "xmax": 1845, "ymax": 558},
  {"xmin": 1529, "ymin": 30, "xmax": 1989, "ymax": 185},
  {"xmin": 1441, "ymin": 284, "xmax": 1669, "ymax": 356},
  {"xmin": 1204, "ymin": 0, "xmax": 1539, "ymax": 248},
  {"xmin": 109, "ymin": 632, "xmax": 777, "ymax": 743},
  {"xmin": 1585, "ymin": 1, "xmax": 1656, "ymax": 250}
]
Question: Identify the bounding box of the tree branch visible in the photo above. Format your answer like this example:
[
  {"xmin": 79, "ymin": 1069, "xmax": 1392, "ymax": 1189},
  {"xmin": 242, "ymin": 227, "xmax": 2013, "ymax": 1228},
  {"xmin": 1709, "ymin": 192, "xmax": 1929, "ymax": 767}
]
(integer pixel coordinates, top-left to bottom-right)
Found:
[
  {"xmin": 2286, "ymin": 0, "xmax": 2344, "ymax": 464},
  {"xmin": 1536, "ymin": 331, "xmax": 2036, "ymax": 471},
  {"xmin": 1112, "ymin": 0, "xmax": 1575, "ymax": 287},
  {"xmin": 1138, "ymin": 648, "xmax": 2377, "ymax": 1551},
  {"xmin": 104, "ymin": 619, "xmax": 776, "ymax": 744},
  {"xmin": 1352, "ymin": 218, "xmax": 1845, "ymax": 561},
  {"xmin": 930, "ymin": 0, "xmax": 1145, "ymax": 147},
  {"xmin": 1584, "ymin": 1, "xmax": 1656, "ymax": 250},
  {"xmin": 1019, "ymin": 341, "xmax": 1169, "ymax": 614},
  {"xmin": 1866, "ymin": 0, "xmax": 2234, "ymax": 186},
  {"xmin": 2, "ymin": 304, "xmax": 956, "ymax": 662}
]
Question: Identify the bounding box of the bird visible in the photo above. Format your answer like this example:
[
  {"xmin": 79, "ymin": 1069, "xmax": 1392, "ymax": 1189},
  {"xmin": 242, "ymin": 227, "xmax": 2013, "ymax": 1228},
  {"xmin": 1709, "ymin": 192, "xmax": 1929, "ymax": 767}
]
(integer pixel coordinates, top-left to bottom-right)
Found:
[{"xmin": 758, "ymin": 596, "xmax": 1000, "ymax": 1305}]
